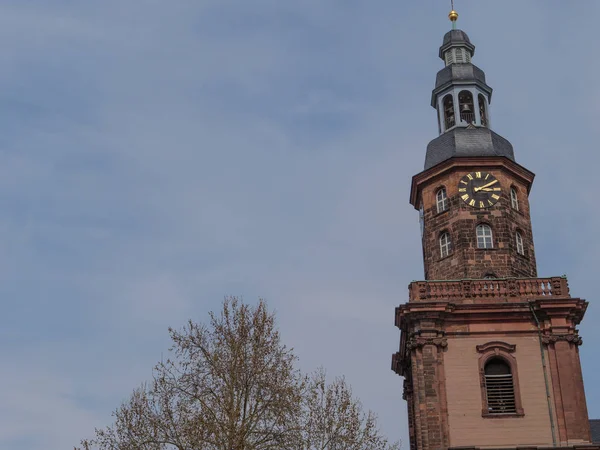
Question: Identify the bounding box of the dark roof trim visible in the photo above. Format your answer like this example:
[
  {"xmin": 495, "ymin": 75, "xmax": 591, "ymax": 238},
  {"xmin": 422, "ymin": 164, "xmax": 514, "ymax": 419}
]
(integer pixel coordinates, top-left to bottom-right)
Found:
[{"xmin": 591, "ymin": 419, "xmax": 600, "ymax": 443}]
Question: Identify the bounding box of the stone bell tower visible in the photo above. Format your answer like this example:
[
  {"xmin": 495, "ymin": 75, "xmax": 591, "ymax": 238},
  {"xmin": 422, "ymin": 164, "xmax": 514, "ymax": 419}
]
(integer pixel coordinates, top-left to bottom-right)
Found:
[{"xmin": 391, "ymin": 8, "xmax": 597, "ymax": 450}]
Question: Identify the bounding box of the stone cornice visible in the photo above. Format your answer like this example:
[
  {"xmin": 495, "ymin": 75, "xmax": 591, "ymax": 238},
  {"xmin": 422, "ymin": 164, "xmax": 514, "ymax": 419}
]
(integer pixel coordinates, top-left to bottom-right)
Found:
[{"xmin": 530, "ymin": 298, "xmax": 588, "ymax": 325}]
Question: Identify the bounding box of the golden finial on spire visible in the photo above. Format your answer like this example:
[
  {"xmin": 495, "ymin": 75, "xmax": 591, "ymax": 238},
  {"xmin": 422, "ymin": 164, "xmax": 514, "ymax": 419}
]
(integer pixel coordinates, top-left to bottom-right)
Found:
[{"xmin": 449, "ymin": 0, "xmax": 458, "ymax": 28}]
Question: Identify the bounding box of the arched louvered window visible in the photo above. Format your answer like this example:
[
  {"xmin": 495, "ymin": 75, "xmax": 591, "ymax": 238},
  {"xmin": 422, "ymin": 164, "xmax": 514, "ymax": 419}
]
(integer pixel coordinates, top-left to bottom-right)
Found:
[
  {"xmin": 436, "ymin": 188, "xmax": 448, "ymax": 213},
  {"xmin": 484, "ymin": 358, "xmax": 517, "ymax": 415},
  {"xmin": 458, "ymin": 90, "xmax": 475, "ymax": 124},
  {"xmin": 516, "ymin": 231, "xmax": 524, "ymax": 255},
  {"xmin": 510, "ymin": 187, "xmax": 519, "ymax": 210},
  {"xmin": 443, "ymin": 94, "xmax": 455, "ymax": 130},
  {"xmin": 445, "ymin": 48, "xmax": 472, "ymax": 65},
  {"xmin": 478, "ymin": 94, "xmax": 488, "ymax": 127},
  {"xmin": 439, "ymin": 232, "xmax": 452, "ymax": 258},
  {"xmin": 476, "ymin": 224, "xmax": 493, "ymax": 249}
]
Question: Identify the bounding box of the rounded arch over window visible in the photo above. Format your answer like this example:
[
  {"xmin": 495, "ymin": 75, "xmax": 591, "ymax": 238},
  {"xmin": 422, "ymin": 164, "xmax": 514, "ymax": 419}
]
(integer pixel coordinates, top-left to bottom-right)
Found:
[
  {"xmin": 458, "ymin": 90, "xmax": 475, "ymax": 124},
  {"xmin": 476, "ymin": 224, "xmax": 493, "ymax": 249},
  {"xmin": 436, "ymin": 187, "xmax": 448, "ymax": 213},
  {"xmin": 443, "ymin": 94, "xmax": 455, "ymax": 130},
  {"xmin": 478, "ymin": 94, "xmax": 488, "ymax": 127},
  {"xmin": 439, "ymin": 231, "xmax": 452, "ymax": 258}
]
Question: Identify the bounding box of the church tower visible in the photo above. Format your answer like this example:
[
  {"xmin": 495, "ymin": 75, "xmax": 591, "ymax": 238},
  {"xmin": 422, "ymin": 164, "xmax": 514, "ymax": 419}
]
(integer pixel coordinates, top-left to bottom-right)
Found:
[{"xmin": 392, "ymin": 8, "xmax": 598, "ymax": 450}]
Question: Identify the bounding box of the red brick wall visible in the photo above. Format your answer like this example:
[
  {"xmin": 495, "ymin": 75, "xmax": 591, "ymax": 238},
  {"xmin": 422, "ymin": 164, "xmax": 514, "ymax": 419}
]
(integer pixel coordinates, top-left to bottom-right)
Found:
[{"xmin": 415, "ymin": 162, "xmax": 537, "ymax": 280}]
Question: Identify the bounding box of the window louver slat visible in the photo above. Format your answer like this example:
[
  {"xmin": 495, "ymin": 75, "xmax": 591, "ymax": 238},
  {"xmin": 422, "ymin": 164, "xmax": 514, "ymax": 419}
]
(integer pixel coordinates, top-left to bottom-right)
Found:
[{"xmin": 485, "ymin": 374, "xmax": 517, "ymax": 414}]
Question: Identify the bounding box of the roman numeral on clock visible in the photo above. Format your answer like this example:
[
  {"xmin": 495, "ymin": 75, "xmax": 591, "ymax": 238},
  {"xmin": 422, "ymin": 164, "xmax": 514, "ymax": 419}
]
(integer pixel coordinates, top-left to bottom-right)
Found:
[{"xmin": 458, "ymin": 171, "xmax": 502, "ymax": 209}]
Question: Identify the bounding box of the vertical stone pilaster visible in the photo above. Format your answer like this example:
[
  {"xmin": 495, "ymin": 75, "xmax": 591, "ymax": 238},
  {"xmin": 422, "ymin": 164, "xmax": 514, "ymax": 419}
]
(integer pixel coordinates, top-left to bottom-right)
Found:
[
  {"xmin": 407, "ymin": 333, "xmax": 449, "ymax": 450},
  {"xmin": 543, "ymin": 333, "xmax": 591, "ymax": 443}
]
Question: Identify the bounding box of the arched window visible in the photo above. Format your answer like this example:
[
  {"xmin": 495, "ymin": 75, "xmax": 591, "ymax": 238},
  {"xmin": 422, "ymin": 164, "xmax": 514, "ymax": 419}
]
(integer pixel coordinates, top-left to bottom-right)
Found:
[
  {"xmin": 443, "ymin": 94, "xmax": 455, "ymax": 130},
  {"xmin": 436, "ymin": 187, "xmax": 448, "ymax": 213},
  {"xmin": 478, "ymin": 94, "xmax": 488, "ymax": 127},
  {"xmin": 510, "ymin": 187, "xmax": 519, "ymax": 210},
  {"xmin": 484, "ymin": 358, "xmax": 517, "ymax": 414},
  {"xmin": 483, "ymin": 273, "xmax": 497, "ymax": 279},
  {"xmin": 439, "ymin": 232, "xmax": 452, "ymax": 258},
  {"xmin": 476, "ymin": 224, "xmax": 493, "ymax": 249},
  {"xmin": 458, "ymin": 90, "xmax": 475, "ymax": 124},
  {"xmin": 516, "ymin": 231, "xmax": 524, "ymax": 255}
]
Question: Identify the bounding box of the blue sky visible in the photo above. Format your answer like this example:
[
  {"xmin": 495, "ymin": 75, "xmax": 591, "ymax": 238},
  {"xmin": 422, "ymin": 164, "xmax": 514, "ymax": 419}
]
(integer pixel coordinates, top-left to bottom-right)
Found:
[{"xmin": 0, "ymin": 1, "xmax": 599, "ymax": 448}]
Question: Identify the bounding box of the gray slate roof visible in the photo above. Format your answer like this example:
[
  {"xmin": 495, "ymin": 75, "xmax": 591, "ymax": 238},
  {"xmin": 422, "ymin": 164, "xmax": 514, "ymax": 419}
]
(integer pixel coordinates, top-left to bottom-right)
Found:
[
  {"xmin": 425, "ymin": 126, "xmax": 515, "ymax": 170},
  {"xmin": 591, "ymin": 419, "xmax": 600, "ymax": 443},
  {"xmin": 435, "ymin": 64, "xmax": 487, "ymax": 90},
  {"xmin": 443, "ymin": 29, "xmax": 472, "ymax": 46},
  {"xmin": 439, "ymin": 29, "xmax": 475, "ymax": 59}
]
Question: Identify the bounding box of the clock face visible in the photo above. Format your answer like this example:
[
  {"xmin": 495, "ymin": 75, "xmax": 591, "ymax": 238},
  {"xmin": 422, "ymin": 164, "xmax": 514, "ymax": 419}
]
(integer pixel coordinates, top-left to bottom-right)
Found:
[{"xmin": 458, "ymin": 171, "xmax": 501, "ymax": 209}]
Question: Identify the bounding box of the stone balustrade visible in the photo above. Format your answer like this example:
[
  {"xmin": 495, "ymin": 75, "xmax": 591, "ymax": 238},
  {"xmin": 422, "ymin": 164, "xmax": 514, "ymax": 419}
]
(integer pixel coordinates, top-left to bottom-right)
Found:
[{"xmin": 409, "ymin": 276, "xmax": 570, "ymax": 302}]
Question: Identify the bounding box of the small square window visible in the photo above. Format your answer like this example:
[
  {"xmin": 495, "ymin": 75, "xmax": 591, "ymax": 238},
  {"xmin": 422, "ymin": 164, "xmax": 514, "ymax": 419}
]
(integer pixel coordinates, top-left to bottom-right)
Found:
[{"xmin": 476, "ymin": 224, "xmax": 493, "ymax": 249}]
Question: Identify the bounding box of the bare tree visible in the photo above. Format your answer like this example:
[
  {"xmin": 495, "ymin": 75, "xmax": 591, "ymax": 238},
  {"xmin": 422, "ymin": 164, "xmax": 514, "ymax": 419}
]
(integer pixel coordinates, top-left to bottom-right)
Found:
[
  {"xmin": 295, "ymin": 368, "xmax": 399, "ymax": 450},
  {"xmin": 77, "ymin": 297, "xmax": 399, "ymax": 450}
]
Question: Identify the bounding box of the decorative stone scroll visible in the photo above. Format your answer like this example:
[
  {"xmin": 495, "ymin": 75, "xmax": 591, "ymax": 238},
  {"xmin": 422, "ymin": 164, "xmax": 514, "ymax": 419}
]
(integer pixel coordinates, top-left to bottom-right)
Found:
[
  {"xmin": 476, "ymin": 341, "xmax": 516, "ymax": 354},
  {"xmin": 391, "ymin": 352, "xmax": 411, "ymax": 376},
  {"xmin": 542, "ymin": 334, "xmax": 583, "ymax": 346},
  {"xmin": 406, "ymin": 336, "xmax": 448, "ymax": 351}
]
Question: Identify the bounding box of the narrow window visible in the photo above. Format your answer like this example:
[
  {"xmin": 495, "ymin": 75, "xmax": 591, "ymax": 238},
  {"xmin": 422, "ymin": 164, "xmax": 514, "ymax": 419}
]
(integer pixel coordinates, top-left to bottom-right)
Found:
[
  {"xmin": 478, "ymin": 94, "xmax": 488, "ymax": 127},
  {"xmin": 440, "ymin": 232, "xmax": 452, "ymax": 258},
  {"xmin": 419, "ymin": 203, "xmax": 425, "ymax": 238},
  {"xmin": 510, "ymin": 187, "xmax": 519, "ymax": 210},
  {"xmin": 476, "ymin": 224, "xmax": 493, "ymax": 249},
  {"xmin": 443, "ymin": 94, "xmax": 455, "ymax": 130},
  {"xmin": 436, "ymin": 188, "xmax": 448, "ymax": 213},
  {"xmin": 458, "ymin": 90, "xmax": 475, "ymax": 124},
  {"xmin": 516, "ymin": 231, "xmax": 524, "ymax": 255},
  {"xmin": 484, "ymin": 358, "xmax": 517, "ymax": 414}
]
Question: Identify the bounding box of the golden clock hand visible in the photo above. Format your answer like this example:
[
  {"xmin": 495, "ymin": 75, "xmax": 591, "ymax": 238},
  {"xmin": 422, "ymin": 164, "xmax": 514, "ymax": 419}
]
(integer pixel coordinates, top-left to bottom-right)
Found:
[{"xmin": 474, "ymin": 179, "xmax": 498, "ymax": 192}]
